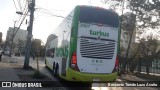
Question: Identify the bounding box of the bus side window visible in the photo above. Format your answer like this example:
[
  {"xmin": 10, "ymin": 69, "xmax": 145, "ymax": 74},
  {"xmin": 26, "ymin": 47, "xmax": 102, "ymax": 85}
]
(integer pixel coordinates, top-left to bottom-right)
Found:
[
  {"xmin": 46, "ymin": 49, "xmax": 50, "ymax": 57},
  {"xmin": 50, "ymin": 48, "xmax": 55, "ymax": 58}
]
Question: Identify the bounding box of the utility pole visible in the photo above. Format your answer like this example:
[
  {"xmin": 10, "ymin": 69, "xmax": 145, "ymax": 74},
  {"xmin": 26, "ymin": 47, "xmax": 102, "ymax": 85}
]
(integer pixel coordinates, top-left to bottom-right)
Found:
[
  {"xmin": 118, "ymin": 0, "xmax": 125, "ymax": 74},
  {"xmin": 24, "ymin": 0, "xmax": 35, "ymax": 69}
]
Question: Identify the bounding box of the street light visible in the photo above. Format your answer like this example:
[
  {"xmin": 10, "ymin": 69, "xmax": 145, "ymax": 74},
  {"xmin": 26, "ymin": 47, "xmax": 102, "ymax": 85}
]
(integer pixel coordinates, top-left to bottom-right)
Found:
[
  {"xmin": 16, "ymin": 11, "xmax": 23, "ymax": 15},
  {"xmin": 16, "ymin": 11, "xmax": 29, "ymax": 16}
]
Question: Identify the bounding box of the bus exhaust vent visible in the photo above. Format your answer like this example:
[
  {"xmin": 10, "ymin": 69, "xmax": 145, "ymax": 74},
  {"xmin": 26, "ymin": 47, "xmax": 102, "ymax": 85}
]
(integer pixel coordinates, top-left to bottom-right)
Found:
[{"xmin": 80, "ymin": 38, "xmax": 115, "ymax": 59}]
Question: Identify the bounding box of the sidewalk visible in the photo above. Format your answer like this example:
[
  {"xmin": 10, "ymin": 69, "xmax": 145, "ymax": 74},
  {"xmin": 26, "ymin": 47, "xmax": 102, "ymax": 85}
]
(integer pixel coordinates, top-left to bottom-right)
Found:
[
  {"xmin": 0, "ymin": 61, "xmax": 26, "ymax": 90},
  {"xmin": 120, "ymin": 73, "xmax": 147, "ymax": 81},
  {"xmin": 0, "ymin": 55, "xmax": 54, "ymax": 90}
]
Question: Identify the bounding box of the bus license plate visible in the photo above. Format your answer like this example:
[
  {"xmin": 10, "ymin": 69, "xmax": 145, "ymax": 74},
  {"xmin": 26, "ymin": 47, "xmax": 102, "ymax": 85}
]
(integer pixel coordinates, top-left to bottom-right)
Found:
[{"xmin": 93, "ymin": 78, "xmax": 101, "ymax": 81}]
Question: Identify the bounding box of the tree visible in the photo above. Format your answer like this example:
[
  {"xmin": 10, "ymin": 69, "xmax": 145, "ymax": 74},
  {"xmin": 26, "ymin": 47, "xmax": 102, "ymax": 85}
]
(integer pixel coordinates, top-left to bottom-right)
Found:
[
  {"xmin": 140, "ymin": 36, "xmax": 159, "ymax": 74},
  {"xmin": 128, "ymin": 0, "xmax": 160, "ymax": 37},
  {"xmin": 31, "ymin": 39, "xmax": 42, "ymax": 56},
  {"xmin": 127, "ymin": 0, "xmax": 160, "ymax": 73},
  {"xmin": 17, "ymin": 39, "xmax": 25, "ymax": 54},
  {"xmin": 102, "ymin": 0, "xmax": 160, "ymax": 28},
  {"xmin": 121, "ymin": 13, "xmax": 136, "ymax": 72},
  {"xmin": 102, "ymin": 0, "xmax": 124, "ymax": 10},
  {"xmin": 102, "ymin": 0, "xmax": 160, "ymax": 73}
]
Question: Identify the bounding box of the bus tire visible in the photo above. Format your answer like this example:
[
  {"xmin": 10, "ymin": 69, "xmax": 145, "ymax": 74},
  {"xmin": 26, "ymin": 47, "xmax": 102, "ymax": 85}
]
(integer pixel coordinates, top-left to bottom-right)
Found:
[
  {"xmin": 52, "ymin": 62, "xmax": 55, "ymax": 75},
  {"xmin": 45, "ymin": 59, "xmax": 47, "ymax": 67},
  {"xmin": 54, "ymin": 64, "xmax": 59, "ymax": 77},
  {"xmin": 45, "ymin": 59, "xmax": 46, "ymax": 64}
]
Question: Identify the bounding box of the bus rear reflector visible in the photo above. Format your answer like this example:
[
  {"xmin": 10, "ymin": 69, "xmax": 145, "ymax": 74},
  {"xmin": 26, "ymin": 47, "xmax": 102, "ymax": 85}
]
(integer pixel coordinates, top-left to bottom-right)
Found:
[
  {"xmin": 112, "ymin": 56, "xmax": 119, "ymax": 73},
  {"xmin": 71, "ymin": 52, "xmax": 79, "ymax": 71},
  {"xmin": 115, "ymin": 56, "xmax": 119, "ymax": 69},
  {"xmin": 72, "ymin": 52, "xmax": 77, "ymax": 64}
]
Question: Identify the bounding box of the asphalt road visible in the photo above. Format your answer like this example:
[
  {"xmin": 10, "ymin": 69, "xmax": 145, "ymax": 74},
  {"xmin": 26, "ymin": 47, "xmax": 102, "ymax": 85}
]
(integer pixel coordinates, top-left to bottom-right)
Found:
[{"xmin": 7, "ymin": 56, "xmax": 159, "ymax": 90}]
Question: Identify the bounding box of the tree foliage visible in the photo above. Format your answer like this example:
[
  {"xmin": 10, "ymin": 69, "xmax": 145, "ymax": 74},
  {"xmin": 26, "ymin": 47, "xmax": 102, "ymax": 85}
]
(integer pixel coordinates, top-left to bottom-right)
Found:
[
  {"xmin": 128, "ymin": 0, "xmax": 160, "ymax": 35},
  {"xmin": 31, "ymin": 39, "xmax": 41, "ymax": 53},
  {"xmin": 102, "ymin": 0, "xmax": 160, "ymax": 33},
  {"xmin": 139, "ymin": 36, "xmax": 159, "ymax": 57},
  {"xmin": 102, "ymin": 0, "xmax": 124, "ymax": 10},
  {"xmin": 102, "ymin": 0, "xmax": 160, "ymax": 73}
]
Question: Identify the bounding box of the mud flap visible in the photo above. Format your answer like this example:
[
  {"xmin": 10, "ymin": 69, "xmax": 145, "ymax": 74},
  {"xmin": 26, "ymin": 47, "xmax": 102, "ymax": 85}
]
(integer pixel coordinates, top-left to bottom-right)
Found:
[{"xmin": 61, "ymin": 57, "xmax": 66, "ymax": 76}]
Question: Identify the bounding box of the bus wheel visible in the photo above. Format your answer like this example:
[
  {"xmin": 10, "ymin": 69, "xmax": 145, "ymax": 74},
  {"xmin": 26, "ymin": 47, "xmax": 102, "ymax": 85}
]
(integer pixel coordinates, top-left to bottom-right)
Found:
[
  {"xmin": 45, "ymin": 59, "xmax": 47, "ymax": 66},
  {"xmin": 54, "ymin": 65, "xmax": 59, "ymax": 77},
  {"xmin": 52, "ymin": 63, "xmax": 55, "ymax": 75},
  {"xmin": 44, "ymin": 59, "xmax": 46, "ymax": 65}
]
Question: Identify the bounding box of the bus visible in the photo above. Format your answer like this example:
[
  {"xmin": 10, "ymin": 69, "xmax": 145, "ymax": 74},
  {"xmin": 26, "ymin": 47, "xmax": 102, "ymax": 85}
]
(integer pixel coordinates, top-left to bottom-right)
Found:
[{"xmin": 45, "ymin": 5, "xmax": 120, "ymax": 82}]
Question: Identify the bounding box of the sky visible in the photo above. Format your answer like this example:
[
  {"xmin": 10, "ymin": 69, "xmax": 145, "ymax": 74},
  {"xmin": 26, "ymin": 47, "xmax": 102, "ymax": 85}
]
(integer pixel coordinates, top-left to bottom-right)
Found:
[
  {"xmin": 0, "ymin": 0, "xmax": 159, "ymax": 45},
  {"xmin": 0, "ymin": 0, "xmax": 105, "ymax": 44}
]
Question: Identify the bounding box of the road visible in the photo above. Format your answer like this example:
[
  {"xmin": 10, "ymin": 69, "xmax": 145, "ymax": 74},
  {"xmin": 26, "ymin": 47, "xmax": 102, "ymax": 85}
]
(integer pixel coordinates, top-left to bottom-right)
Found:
[{"xmin": 5, "ymin": 55, "xmax": 159, "ymax": 90}]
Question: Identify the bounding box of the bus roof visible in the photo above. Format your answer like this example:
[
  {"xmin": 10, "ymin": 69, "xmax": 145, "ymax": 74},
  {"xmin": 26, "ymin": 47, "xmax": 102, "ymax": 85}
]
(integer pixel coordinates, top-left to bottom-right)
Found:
[{"xmin": 76, "ymin": 5, "xmax": 119, "ymax": 28}]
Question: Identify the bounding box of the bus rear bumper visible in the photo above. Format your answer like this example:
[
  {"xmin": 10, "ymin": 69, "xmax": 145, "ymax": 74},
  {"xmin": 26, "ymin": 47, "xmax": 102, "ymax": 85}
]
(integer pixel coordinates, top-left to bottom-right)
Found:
[{"xmin": 66, "ymin": 68, "xmax": 117, "ymax": 82}]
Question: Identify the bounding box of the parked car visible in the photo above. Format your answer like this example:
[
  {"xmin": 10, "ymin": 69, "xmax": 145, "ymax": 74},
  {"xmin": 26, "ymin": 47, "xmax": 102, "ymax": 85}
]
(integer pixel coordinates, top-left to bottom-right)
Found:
[
  {"xmin": 0, "ymin": 49, "xmax": 3, "ymax": 55},
  {"xmin": 4, "ymin": 50, "xmax": 10, "ymax": 55}
]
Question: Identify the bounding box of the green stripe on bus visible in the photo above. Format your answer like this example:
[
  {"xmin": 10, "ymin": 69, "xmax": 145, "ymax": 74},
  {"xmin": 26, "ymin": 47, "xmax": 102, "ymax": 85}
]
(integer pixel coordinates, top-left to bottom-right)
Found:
[{"xmin": 69, "ymin": 6, "xmax": 80, "ymax": 65}]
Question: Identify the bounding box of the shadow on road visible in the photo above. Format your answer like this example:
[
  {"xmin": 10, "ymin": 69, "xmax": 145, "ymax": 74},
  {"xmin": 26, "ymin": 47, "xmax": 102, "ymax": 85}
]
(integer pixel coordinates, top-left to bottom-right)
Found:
[{"xmin": 45, "ymin": 66, "xmax": 92, "ymax": 90}]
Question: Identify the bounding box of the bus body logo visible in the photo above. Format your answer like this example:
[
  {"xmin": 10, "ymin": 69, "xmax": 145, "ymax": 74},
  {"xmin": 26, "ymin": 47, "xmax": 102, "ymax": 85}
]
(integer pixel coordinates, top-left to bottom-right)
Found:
[
  {"xmin": 90, "ymin": 29, "xmax": 109, "ymax": 37},
  {"xmin": 55, "ymin": 45, "xmax": 69, "ymax": 58}
]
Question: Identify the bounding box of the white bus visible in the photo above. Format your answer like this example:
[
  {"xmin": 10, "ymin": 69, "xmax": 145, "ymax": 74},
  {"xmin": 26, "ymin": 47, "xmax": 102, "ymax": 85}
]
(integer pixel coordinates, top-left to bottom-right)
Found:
[{"xmin": 45, "ymin": 5, "xmax": 120, "ymax": 82}]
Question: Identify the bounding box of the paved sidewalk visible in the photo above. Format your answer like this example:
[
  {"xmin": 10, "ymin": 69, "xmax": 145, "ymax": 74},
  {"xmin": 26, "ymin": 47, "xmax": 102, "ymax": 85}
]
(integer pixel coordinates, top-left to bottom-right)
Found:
[
  {"xmin": 0, "ymin": 55, "xmax": 54, "ymax": 90},
  {"xmin": 120, "ymin": 74, "xmax": 147, "ymax": 81},
  {"xmin": 0, "ymin": 62, "xmax": 26, "ymax": 90}
]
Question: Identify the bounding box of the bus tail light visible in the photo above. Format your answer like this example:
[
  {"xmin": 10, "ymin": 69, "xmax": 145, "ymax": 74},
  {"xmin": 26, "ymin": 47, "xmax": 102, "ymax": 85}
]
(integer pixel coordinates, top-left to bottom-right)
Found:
[
  {"xmin": 71, "ymin": 52, "xmax": 79, "ymax": 71},
  {"xmin": 115, "ymin": 56, "xmax": 119, "ymax": 70},
  {"xmin": 112, "ymin": 56, "xmax": 119, "ymax": 73}
]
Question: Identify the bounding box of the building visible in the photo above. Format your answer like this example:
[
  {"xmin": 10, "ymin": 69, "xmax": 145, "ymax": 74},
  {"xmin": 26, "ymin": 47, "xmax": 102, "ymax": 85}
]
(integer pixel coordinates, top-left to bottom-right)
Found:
[
  {"xmin": 5, "ymin": 27, "xmax": 27, "ymax": 53},
  {"xmin": 6, "ymin": 27, "xmax": 27, "ymax": 44},
  {"xmin": 45, "ymin": 34, "xmax": 57, "ymax": 46}
]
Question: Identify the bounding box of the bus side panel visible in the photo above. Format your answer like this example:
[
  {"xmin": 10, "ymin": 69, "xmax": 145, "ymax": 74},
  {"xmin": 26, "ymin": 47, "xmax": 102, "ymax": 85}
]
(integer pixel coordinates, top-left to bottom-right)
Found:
[
  {"xmin": 65, "ymin": 6, "xmax": 80, "ymax": 80},
  {"xmin": 54, "ymin": 11, "xmax": 73, "ymax": 79},
  {"xmin": 45, "ymin": 38, "xmax": 58, "ymax": 71},
  {"xmin": 68, "ymin": 6, "xmax": 80, "ymax": 67}
]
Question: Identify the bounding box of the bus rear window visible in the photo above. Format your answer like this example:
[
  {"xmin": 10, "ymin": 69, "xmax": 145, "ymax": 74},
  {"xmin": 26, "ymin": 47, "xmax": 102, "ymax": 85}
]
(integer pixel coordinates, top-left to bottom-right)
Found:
[{"xmin": 79, "ymin": 6, "xmax": 119, "ymax": 28}]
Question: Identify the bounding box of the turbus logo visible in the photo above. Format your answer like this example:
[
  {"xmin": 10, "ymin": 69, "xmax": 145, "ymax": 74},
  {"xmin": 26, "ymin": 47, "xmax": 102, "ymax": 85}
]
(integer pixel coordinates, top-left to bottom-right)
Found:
[{"xmin": 90, "ymin": 29, "xmax": 109, "ymax": 37}]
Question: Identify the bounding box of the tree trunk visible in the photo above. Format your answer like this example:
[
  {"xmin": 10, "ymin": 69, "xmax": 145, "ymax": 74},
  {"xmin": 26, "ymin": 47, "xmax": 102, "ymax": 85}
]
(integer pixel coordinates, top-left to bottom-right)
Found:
[
  {"xmin": 146, "ymin": 59, "xmax": 149, "ymax": 74},
  {"xmin": 138, "ymin": 58, "xmax": 141, "ymax": 72}
]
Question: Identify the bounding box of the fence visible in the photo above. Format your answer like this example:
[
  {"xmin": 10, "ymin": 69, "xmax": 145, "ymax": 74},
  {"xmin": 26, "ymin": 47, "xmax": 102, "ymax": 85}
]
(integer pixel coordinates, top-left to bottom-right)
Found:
[
  {"xmin": 135, "ymin": 59, "xmax": 160, "ymax": 76},
  {"xmin": 119, "ymin": 58, "xmax": 160, "ymax": 76}
]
